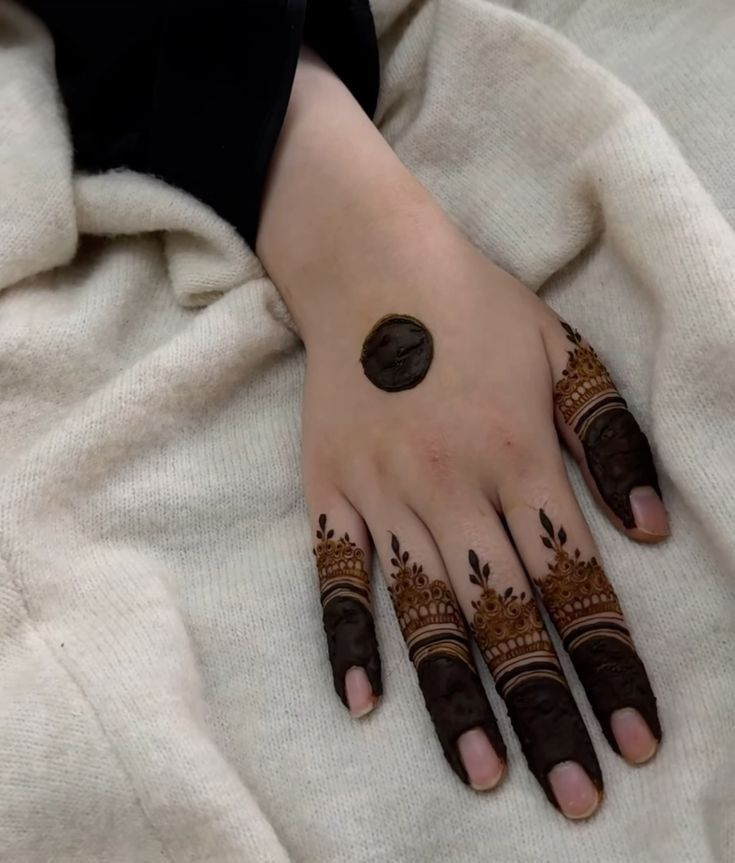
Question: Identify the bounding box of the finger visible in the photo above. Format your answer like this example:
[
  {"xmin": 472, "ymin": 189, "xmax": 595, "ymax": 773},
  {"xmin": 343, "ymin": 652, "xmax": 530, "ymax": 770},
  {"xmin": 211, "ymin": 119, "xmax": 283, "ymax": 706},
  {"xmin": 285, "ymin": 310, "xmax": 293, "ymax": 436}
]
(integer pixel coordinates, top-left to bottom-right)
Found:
[
  {"xmin": 544, "ymin": 318, "xmax": 669, "ymax": 541},
  {"xmin": 311, "ymin": 501, "xmax": 382, "ymax": 718},
  {"xmin": 368, "ymin": 509, "xmax": 506, "ymax": 791},
  {"xmin": 425, "ymin": 500, "xmax": 603, "ymax": 819},
  {"xmin": 501, "ymin": 472, "xmax": 662, "ymax": 765}
]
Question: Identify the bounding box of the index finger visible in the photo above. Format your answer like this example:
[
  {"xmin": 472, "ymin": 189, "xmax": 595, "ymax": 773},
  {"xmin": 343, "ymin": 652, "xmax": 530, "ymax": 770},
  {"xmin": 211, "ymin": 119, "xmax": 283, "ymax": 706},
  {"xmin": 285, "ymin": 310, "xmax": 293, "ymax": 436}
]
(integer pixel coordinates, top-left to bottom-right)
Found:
[{"xmin": 546, "ymin": 319, "xmax": 669, "ymax": 541}]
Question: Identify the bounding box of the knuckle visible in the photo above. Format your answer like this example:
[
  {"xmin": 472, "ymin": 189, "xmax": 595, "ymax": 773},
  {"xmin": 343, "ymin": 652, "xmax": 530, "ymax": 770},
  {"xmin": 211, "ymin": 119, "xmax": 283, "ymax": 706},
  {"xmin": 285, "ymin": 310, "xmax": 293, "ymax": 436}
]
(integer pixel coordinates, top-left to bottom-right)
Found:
[{"xmin": 409, "ymin": 429, "xmax": 457, "ymax": 487}]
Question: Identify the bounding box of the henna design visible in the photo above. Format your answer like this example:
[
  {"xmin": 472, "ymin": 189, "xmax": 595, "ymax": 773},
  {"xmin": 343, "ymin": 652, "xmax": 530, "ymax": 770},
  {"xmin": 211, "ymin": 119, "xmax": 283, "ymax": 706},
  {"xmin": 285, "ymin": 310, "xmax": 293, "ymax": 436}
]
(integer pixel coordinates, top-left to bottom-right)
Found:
[
  {"xmin": 360, "ymin": 314, "xmax": 434, "ymax": 392},
  {"xmin": 388, "ymin": 533, "xmax": 471, "ymax": 670},
  {"xmin": 554, "ymin": 322, "xmax": 660, "ymax": 528},
  {"xmin": 387, "ymin": 534, "xmax": 505, "ymax": 784},
  {"xmin": 467, "ymin": 550, "xmax": 601, "ymax": 804},
  {"xmin": 314, "ymin": 514, "xmax": 382, "ymax": 706},
  {"xmin": 467, "ymin": 550, "xmax": 564, "ymax": 697},
  {"xmin": 534, "ymin": 510, "xmax": 661, "ymax": 750}
]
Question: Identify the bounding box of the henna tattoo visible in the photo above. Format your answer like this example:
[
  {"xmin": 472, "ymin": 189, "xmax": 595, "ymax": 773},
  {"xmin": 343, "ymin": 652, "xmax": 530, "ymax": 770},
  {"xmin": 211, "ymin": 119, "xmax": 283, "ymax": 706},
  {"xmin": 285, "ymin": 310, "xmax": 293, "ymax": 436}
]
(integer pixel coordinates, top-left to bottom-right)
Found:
[
  {"xmin": 314, "ymin": 515, "xmax": 382, "ymax": 706},
  {"xmin": 387, "ymin": 534, "xmax": 505, "ymax": 784},
  {"xmin": 554, "ymin": 322, "xmax": 660, "ymax": 528},
  {"xmin": 388, "ymin": 534, "xmax": 471, "ymax": 670},
  {"xmin": 467, "ymin": 550, "xmax": 601, "ymax": 804},
  {"xmin": 534, "ymin": 510, "xmax": 661, "ymax": 750},
  {"xmin": 360, "ymin": 314, "xmax": 434, "ymax": 392},
  {"xmin": 467, "ymin": 550, "xmax": 564, "ymax": 697}
]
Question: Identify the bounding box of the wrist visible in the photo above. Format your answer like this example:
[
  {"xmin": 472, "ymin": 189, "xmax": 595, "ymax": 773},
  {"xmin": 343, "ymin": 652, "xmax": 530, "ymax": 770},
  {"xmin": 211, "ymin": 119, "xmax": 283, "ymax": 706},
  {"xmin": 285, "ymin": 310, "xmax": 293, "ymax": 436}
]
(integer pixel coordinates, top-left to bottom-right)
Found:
[{"xmin": 256, "ymin": 46, "xmax": 473, "ymax": 341}]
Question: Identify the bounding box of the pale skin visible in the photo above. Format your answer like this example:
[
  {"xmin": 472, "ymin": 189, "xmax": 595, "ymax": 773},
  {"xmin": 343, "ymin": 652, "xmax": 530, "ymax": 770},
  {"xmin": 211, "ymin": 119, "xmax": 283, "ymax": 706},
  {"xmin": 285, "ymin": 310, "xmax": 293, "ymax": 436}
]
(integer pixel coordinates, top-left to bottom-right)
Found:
[{"xmin": 257, "ymin": 48, "xmax": 669, "ymax": 820}]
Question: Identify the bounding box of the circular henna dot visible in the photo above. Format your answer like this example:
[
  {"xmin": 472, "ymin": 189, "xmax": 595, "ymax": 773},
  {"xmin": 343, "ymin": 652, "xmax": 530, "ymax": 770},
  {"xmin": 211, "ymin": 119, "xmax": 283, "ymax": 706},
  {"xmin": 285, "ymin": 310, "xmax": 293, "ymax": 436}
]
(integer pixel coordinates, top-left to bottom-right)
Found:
[{"xmin": 360, "ymin": 314, "xmax": 434, "ymax": 392}]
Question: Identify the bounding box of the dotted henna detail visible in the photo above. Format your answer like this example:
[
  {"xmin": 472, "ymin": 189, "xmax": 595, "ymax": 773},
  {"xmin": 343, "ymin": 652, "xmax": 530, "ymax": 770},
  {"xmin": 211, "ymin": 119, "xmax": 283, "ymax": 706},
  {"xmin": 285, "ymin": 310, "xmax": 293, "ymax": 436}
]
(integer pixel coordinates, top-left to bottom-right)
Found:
[
  {"xmin": 467, "ymin": 550, "xmax": 565, "ymax": 698},
  {"xmin": 553, "ymin": 322, "xmax": 626, "ymax": 435},
  {"xmin": 533, "ymin": 509, "xmax": 661, "ymax": 748},
  {"xmin": 533, "ymin": 509, "xmax": 633, "ymax": 654},
  {"xmin": 387, "ymin": 534, "xmax": 472, "ymax": 670},
  {"xmin": 313, "ymin": 513, "xmax": 371, "ymax": 611}
]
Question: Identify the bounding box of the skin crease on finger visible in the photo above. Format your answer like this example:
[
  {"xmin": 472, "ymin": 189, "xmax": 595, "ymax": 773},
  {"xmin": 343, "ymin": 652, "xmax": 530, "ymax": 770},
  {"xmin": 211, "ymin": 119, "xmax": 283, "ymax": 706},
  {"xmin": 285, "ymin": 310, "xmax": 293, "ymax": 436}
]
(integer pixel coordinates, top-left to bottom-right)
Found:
[{"xmin": 256, "ymin": 48, "xmax": 665, "ymax": 822}]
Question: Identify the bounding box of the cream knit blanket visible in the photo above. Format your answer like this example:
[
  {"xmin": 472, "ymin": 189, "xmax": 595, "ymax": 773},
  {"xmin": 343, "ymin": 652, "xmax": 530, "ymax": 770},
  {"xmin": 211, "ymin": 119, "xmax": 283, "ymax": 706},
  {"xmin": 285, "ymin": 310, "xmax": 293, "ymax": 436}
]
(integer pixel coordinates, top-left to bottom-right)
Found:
[{"xmin": 1, "ymin": 1, "xmax": 733, "ymax": 860}]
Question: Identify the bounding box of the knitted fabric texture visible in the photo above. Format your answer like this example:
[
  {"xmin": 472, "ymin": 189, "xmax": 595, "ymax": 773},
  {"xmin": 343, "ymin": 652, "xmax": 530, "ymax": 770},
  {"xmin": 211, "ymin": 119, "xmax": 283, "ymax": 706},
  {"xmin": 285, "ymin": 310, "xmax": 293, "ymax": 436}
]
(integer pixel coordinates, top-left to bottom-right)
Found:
[{"xmin": 0, "ymin": 1, "xmax": 733, "ymax": 860}]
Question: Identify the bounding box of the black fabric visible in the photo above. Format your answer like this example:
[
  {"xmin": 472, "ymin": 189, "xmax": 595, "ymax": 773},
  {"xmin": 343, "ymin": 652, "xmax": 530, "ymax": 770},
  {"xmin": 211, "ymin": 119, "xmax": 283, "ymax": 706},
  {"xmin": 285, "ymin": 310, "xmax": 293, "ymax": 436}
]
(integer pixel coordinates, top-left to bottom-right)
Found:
[{"xmin": 24, "ymin": 0, "xmax": 379, "ymax": 248}]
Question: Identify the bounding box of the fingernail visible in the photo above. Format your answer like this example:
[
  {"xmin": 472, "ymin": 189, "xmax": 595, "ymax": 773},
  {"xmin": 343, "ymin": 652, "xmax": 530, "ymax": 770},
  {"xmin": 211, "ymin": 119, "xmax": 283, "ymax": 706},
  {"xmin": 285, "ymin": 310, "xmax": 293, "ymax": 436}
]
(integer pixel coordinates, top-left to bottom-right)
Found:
[
  {"xmin": 629, "ymin": 486, "xmax": 669, "ymax": 537},
  {"xmin": 457, "ymin": 728, "xmax": 505, "ymax": 791},
  {"xmin": 548, "ymin": 762, "xmax": 601, "ymax": 820},
  {"xmin": 610, "ymin": 708, "xmax": 659, "ymax": 764},
  {"xmin": 345, "ymin": 667, "xmax": 376, "ymax": 718}
]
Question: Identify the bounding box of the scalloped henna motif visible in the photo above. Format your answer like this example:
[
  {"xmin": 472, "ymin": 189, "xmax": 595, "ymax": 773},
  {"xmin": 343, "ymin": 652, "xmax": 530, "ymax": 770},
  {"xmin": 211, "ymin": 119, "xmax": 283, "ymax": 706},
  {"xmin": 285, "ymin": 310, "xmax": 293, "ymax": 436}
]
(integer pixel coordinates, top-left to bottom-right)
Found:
[{"xmin": 387, "ymin": 534, "xmax": 472, "ymax": 670}]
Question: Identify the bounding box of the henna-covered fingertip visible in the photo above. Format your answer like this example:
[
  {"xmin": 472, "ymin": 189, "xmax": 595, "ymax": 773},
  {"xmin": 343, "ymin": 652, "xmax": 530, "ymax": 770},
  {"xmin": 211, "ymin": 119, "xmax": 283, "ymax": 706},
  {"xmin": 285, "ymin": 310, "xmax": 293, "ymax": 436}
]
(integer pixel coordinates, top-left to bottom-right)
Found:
[{"xmin": 314, "ymin": 516, "xmax": 383, "ymax": 709}]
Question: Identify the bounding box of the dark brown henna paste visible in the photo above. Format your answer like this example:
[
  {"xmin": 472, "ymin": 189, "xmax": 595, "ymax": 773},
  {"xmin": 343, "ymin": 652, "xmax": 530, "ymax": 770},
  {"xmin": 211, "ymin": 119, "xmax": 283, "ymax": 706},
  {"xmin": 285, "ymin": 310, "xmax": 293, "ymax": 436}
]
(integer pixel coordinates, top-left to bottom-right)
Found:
[
  {"xmin": 388, "ymin": 534, "xmax": 505, "ymax": 783},
  {"xmin": 534, "ymin": 510, "xmax": 661, "ymax": 751},
  {"xmin": 360, "ymin": 314, "xmax": 433, "ymax": 392},
  {"xmin": 554, "ymin": 322, "xmax": 660, "ymax": 528},
  {"xmin": 467, "ymin": 550, "xmax": 601, "ymax": 804},
  {"xmin": 314, "ymin": 515, "xmax": 382, "ymax": 706}
]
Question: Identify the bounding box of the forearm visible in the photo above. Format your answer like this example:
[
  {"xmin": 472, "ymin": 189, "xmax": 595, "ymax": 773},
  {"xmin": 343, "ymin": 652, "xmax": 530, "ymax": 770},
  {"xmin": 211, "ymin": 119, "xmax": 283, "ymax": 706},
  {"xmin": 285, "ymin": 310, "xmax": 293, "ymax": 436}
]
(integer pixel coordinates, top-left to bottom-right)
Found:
[{"xmin": 256, "ymin": 47, "xmax": 472, "ymax": 336}]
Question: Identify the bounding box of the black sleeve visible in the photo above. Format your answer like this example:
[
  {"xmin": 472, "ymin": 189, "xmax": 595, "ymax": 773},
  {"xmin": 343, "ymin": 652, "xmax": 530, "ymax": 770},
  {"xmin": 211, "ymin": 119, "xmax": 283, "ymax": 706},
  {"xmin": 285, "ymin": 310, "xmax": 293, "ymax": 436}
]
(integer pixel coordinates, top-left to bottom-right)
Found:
[{"xmin": 24, "ymin": 0, "xmax": 380, "ymax": 248}]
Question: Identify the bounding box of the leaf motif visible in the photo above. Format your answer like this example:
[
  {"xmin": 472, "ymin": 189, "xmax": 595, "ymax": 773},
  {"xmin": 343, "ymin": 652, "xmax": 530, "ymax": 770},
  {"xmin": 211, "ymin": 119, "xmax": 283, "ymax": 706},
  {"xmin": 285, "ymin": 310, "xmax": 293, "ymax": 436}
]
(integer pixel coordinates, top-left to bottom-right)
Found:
[
  {"xmin": 469, "ymin": 573, "xmax": 481, "ymax": 587},
  {"xmin": 344, "ymin": 532, "xmax": 350, "ymax": 542},
  {"xmin": 390, "ymin": 558, "xmax": 399, "ymax": 567},
  {"xmin": 558, "ymin": 527, "xmax": 567, "ymax": 546},
  {"xmin": 482, "ymin": 562, "xmax": 490, "ymax": 578},
  {"xmin": 542, "ymin": 536, "xmax": 553, "ymax": 549},
  {"xmin": 316, "ymin": 531, "xmax": 323, "ymax": 540},
  {"xmin": 539, "ymin": 509, "xmax": 554, "ymax": 538},
  {"xmin": 504, "ymin": 586, "xmax": 513, "ymax": 598},
  {"xmin": 468, "ymin": 549, "xmax": 480, "ymax": 576},
  {"xmin": 391, "ymin": 534, "xmax": 400, "ymax": 556},
  {"xmin": 327, "ymin": 529, "xmax": 334, "ymax": 539},
  {"xmin": 318, "ymin": 513, "xmax": 327, "ymax": 532},
  {"xmin": 402, "ymin": 550, "xmax": 409, "ymax": 563},
  {"xmin": 520, "ymin": 591, "xmax": 526, "ymax": 600}
]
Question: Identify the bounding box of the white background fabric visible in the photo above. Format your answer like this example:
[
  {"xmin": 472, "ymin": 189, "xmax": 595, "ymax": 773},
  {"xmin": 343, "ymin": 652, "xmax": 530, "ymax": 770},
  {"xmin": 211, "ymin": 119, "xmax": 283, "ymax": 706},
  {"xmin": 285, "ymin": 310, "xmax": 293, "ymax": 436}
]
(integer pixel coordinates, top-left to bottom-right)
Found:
[{"xmin": 1, "ymin": 1, "xmax": 733, "ymax": 860}]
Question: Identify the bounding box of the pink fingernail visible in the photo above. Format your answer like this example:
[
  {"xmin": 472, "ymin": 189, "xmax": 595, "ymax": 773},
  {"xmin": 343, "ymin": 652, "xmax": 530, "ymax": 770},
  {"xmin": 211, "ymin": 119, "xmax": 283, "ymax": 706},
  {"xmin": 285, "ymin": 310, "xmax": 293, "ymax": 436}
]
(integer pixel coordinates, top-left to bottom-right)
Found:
[
  {"xmin": 548, "ymin": 762, "xmax": 601, "ymax": 820},
  {"xmin": 345, "ymin": 667, "xmax": 376, "ymax": 718},
  {"xmin": 457, "ymin": 728, "xmax": 505, "ymax": 791},
  {"xmin": 610, "ymin": 708, "xmax": 659, "ymax": 764},
  {"xmin": 629, "ymin": 486, "xmax": 669, "ymax": 537}
]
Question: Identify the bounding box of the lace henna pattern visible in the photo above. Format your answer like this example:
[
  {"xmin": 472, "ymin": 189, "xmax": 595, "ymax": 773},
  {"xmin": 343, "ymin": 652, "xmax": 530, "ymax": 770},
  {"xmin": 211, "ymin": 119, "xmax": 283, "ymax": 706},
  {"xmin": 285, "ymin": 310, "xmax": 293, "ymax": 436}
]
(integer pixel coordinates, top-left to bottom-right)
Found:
[
  {"xmin": 533, "ymin": 509, "xmax": 661, "ymax": 748},
  {"xmin": 554, "ymin": 321, "xmax": 626, "ymax": 437},
  {"xmin": 314, "ymin": 513, "xmax": 371, "ymax": 611},
  {"xmin": 387, "ymin": 534, "xmax": 471, "ymax": 670},
  {"xmin": 386, "ymin": 535, "xmax": 505, "ymax": 784},
  {"xmin": 467, "ymin": 550, "xmax": 565, "ymax": 698},
  {"xmin": 533, "ymin": 509, "xmax": 633, "ymax": 654}
]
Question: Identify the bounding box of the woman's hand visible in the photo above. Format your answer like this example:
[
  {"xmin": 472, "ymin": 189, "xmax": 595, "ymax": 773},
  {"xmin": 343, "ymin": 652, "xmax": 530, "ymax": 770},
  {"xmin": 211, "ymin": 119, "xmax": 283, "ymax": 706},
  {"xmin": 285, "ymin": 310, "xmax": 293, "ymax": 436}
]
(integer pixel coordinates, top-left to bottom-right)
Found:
[
  {"xmin": 301, "ymin": 237, "xmax": 664, "ymax": 819},
  {"xmin": 257, "ymin": 47, "xmax": 666, "ymax": 820}
]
